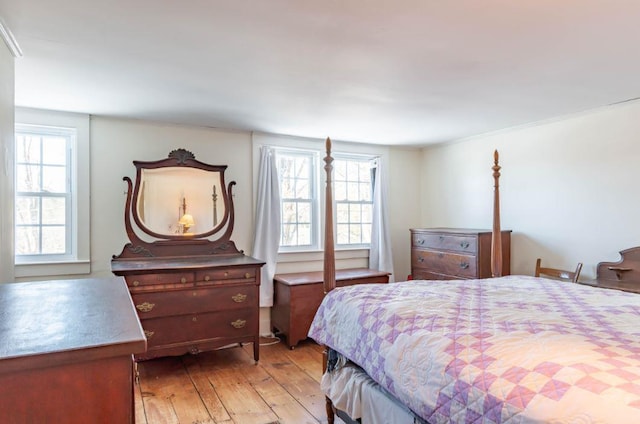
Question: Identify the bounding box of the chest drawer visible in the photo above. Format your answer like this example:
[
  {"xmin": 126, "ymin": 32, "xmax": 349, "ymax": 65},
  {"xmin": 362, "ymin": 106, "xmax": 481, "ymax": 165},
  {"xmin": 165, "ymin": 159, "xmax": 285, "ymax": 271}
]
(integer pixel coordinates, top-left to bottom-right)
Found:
[
  {"xmin": 124, "ymin": 272, "xmax": 195, "ymax": 290},
  {"xmin": 131, "ymin": 285, "xmax": 257, "ymax": 319},
  {"xmin": 196, "ymin": 267, "xmax": 257, "ymax": 284},
  {"xmin": 141, "ymin": 309, "xmax": 257, "ymax": 347},
  {"xmin": 412, "ymin": 232, "xmax": 477, "ymax": 254},
  {"xmin": 412, "ymin": 249, "xmax": 477, "ymax": 278}
]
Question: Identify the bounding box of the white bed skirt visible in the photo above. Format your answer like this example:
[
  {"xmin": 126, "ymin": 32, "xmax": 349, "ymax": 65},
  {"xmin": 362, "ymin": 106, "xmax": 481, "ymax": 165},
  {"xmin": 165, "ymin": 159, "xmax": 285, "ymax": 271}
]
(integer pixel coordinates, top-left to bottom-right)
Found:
[{"xmin": 321, "ymin": 363, "xmax": 421, "ymax": 424}]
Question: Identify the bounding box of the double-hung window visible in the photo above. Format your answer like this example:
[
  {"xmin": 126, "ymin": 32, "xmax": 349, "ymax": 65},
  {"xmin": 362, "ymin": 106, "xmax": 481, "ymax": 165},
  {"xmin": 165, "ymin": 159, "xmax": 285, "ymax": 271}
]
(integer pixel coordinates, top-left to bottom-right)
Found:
[
  {"xmin": 14, "ymin": 108, "xmax": 90, "ymax": 277},
  {"xmin": 15, "ymin": 125, "xmax": 72, "ymax": 258},
  {"xmin": 274, "ymin": 146, "xmax": 376, "ymax": 252}
]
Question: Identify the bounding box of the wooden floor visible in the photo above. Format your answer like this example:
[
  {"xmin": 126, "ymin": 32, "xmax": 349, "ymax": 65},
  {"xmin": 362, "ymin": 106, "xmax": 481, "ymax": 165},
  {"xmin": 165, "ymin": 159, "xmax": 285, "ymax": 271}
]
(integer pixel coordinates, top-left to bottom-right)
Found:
[{"xmin": 134, "ymin": 338, "xmax": 345, "ymax": 424}]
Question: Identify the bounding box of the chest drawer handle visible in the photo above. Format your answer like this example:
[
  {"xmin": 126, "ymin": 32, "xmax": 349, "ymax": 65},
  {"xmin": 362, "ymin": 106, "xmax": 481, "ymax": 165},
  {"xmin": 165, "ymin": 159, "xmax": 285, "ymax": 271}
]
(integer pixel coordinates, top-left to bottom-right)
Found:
[
  {"xmin": 132, "ymin": 280, "xmax": 140, "ymax": 287},
  {"xmin": 232, "ymin": 293, "xmax": 247, "ymax": 303},
  {"xmin": 224, "ymin": 272, "xmax": 229, "ymax": 277},
  {"xmin": 438, "ymin": 253, "xmax": 444, "ymax": 259},
  {"xmin": 192, "ymin": 316, "xmax": 198, "ymax": 322},
  {"xmin": 144, "ymin": 330, "xmax": 154, "ymax": 339},
  {"xmin": 245, "ymin": 272, "xmax": 251, "ymax": 279},
  {"xmin": 180, "ymin": 277, "xmax": 187, "ymax": 283},
  {"xmin": 460, "ymin": 242, "xmax": 470, "ymax": 249},
  {"xmin": 136, "ymin": 302, "xmax": 155, "ymax": 313},
  {"xmin": 460, "ymin": 262, "xmax": 470, "ymax": 269},
  {"xmin": 417, "ymin": 238, "xmax": 424, "ymax": 245},
  {"xmin": 204, "ymin": 275, "xmax": 210, "ymax": 281},
  {"xmin": 417, "ymin": 256, "xmax": 424, "ymax": 263},
  {"xmin": 231, "ymin": 319, "xmax": 247, "ymax": 329}
]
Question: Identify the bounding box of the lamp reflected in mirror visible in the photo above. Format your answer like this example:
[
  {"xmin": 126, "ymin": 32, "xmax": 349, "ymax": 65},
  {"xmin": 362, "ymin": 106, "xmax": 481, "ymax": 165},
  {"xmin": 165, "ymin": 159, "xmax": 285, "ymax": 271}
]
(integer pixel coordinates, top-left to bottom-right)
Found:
[{"xmin": 178, "ymin": 197, "xmax": 195, "ymax": 235}]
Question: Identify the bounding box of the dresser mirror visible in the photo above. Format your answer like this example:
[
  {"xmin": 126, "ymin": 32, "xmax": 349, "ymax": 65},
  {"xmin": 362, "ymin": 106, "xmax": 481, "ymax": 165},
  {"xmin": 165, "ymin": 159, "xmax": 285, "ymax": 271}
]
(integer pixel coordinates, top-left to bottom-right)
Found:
[{"xmin": 113, "ymin": 148, "xmax": 242, "ymax": 259}]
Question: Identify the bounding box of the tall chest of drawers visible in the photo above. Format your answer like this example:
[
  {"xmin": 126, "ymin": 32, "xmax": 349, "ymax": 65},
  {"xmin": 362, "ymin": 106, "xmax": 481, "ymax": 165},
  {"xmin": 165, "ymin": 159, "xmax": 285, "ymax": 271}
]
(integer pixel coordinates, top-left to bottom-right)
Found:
[
  {"xmin": 111, "ymin": 255, "xmax": 265, "ymax": 361},
  {"xmin": 410, "ymin": 228, "xmax": 511, "ymax": 280}
]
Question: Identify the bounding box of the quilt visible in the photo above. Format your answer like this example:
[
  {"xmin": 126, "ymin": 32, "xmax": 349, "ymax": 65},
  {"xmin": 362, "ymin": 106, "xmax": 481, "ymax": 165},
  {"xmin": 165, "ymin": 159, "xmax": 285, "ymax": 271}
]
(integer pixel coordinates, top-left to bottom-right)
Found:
[{"xmin": 308, "ymin": 276, "xmax": 640, "ymax": 423}]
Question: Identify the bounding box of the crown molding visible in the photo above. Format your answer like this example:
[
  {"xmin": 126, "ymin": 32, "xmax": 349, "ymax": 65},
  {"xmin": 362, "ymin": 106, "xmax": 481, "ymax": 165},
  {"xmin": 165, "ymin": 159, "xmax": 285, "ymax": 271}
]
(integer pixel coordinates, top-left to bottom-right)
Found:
[{"xmin": 0, "ymin": 18, "xmax": 23, "ymax": 58}]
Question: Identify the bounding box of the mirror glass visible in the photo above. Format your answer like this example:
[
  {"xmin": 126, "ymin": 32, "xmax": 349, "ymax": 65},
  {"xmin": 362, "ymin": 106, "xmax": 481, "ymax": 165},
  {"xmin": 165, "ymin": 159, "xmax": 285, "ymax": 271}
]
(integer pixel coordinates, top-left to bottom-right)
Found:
[{"xmin": 136, "ymin": 167, "xmax": 226, "ymax": 236}]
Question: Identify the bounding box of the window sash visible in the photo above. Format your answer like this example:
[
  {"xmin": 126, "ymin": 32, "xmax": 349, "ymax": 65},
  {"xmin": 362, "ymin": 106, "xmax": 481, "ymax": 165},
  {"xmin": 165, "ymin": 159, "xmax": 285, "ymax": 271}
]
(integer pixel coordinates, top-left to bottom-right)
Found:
[{"xmin": 15, "ymin": 124, "xmax": 74, "ymax": 260}]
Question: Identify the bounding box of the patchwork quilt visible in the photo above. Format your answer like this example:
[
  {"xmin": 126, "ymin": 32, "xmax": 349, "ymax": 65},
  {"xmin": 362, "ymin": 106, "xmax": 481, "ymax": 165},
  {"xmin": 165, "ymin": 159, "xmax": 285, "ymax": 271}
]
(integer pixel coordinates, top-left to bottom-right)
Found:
[{"xmin": 308, "ymin": 276, "xmax": 640, "ymax": 423}]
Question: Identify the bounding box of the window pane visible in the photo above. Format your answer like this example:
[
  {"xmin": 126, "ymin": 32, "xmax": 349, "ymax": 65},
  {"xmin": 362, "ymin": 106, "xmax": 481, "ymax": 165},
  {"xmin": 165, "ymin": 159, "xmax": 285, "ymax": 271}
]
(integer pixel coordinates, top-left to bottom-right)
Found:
[
  {"xmin": 16, "ymin": 135, "xmax": 41, "ymax": 164},
  {"xmin": 16, "ymin": 197, "xmax": 39, "ymax": 225},
  {"xmin": 337, "ymin": 223, "xmax": 349, "ymax": 244},
  {"xmin": 15, "ymin": 226, "xmax": 39, "ymax": 254},
  {"xmin": 359, "ymin": 182, "xmax": 372, "ymax": 201},
  {"xmin": 336, "ymin": 203, "xmax": 349, "ymax": 223},
  {"xmin": 295, "ymin": 178, "xmax": 309, "ymax": 199},
  {"xmin": 16, "ymin": 164, "xmax": 41, "ymax": 192},
  {"xmin": 42, "ymin": 226, "xmax": 66, "ymax": 254},
  {"xmin": 362, "ymin": 224, "xmax": 371, "ymax": 244},
  {"xmin": 42, "ymin": 136, "xmax": 67, "ymax": 165},
  {"xmin": 281, "ymin": 224, "xmax": 297, "ymax": 246},
  {"xmin": 362, "ymin": 204, "xmax": 372, "ymax": 223},
  {"xmin": 297, "ymin": 202, "xmax": 311, "ymax": 223},
  {"xmin": 294, "ymin": 157, "xmax": 309, "ymax": 178},
  {"xmin": 347, "ymin": 182, "xmax": 359, "ymax": 201},
  {"xmin": 281, "ymin": 178, "xmax": 295, "ymax": 198},
  {"xmin": 282, "ymin": 201, "xmax": 297, "ymax": 222},
  {"xmin": 334, "ymin": 161, "xmax": 346, "ymax": 180},
  {"xmin": 349, "ymin": 204, "xmax": 361, "ymax": 223},
  {"xmin": 350, "ymin": 225, "xmax": 362, "ymax": 244},
  {"xmin": 297, "ymin": 224, "xmax": 311, "ymax": 245},
  {"xmin": 42, "ymin": 197, "xmax": 66, "ymax": 225},
  {"xmin": 334, "ymin": 181, "xmax": 346, "ymax": 201},
  {"xmin": 42, "ymin": 166, "xmax": 67, "ymax": 193},
  {"xmin": 359, "ymin": 163, "xmax": 371, "ymax": 182}
]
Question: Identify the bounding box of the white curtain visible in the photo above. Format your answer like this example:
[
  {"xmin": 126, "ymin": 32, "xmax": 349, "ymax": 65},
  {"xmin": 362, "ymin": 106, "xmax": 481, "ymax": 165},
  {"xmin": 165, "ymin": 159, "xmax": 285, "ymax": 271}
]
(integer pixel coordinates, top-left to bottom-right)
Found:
[
  {"xmin": 370, "ymin": 157, "xmax": 395, "ymax": 282},
  {"xmin": 252, "ymin": 146, "xmax": 281, "ymax": 307}
]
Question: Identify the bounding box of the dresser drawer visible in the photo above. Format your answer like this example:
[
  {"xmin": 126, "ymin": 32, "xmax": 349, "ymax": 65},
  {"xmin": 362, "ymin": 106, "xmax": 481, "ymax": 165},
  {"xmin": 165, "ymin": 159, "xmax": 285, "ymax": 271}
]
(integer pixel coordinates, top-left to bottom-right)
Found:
[
  {"xmin": 412, "ymin": 249, "xmax": 477, "ymax": 278},
  {"xmin": 412, "ymin": 232, "xmax": 477, "ymax": 254},
  {"xmin": 131, "ymin": 285, "xmax": 257, "ymax": 318},
  {"xmin": 124, "ymin": 272, "xmax": 195, "ymax": 290},
  {"xmin": 195, "ymin": 267, "xmax": 258, "ymax": 284},
  {"xmin": 412, "ymin": 269, "xmax": 463, "ymax": 281},
  {"xmin": 141, "ymin": 310, "xmax": 257, "ymax": 347}
]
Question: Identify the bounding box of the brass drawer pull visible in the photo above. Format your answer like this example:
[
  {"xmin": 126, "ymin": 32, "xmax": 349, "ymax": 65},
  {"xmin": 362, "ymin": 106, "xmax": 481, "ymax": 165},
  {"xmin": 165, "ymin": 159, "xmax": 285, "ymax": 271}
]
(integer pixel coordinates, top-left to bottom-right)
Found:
[
  {"xmin": 136, "ymin": 302, "xmax": 155, "ymax": 313},
  {"xmin": 192, "ymin": 316, "xmax": 198, "ymax": 322},
  {"xmin": 204, "ymin": 275, "xmax": 210, "ymax": 281},
  {"xmin": 417, "ymin": 257, "xmax": 424, "ymax": 263},
  {"xmin": 180, "ymin": 277, "xmax": 187, "ymax": 283},
  {"xmin": 245, "ymin": 272, "xmax": 251, "ymax": 279},
  {"xmin": 417, "ymin": 238, "xmax": 424, "ymax": 245},
  {"xmin": 460, "ymin": 242, "xmax": 470, "ymax": 249},
  {"xmin": 132, "ymin": 280, "xmax": 140, "ymax": 287},
  {"xmin": 460, "ymin": 262, "xmax": 470, "ymax": 269},
  {"xmin": 232, "ymin": 293, "xmax": 247, "ymax": 303},
  {"xmin": 224, "ymin": 272, "xmax": 228, "ymax": 277},
  {"xmin": 231, "ymin": 319, "xmax": 246, "ymax": 329},
  {"xmin": 144, "ymin": 330, "xmax": 154, "ymax": 339}
]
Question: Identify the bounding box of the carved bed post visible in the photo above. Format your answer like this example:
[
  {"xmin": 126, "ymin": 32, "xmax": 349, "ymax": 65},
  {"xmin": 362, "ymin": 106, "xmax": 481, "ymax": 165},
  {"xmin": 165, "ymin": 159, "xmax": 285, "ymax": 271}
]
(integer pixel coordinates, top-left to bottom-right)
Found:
[
  {"xmin": 324, "ymin": 137, "xmax": 336, "ymax": 293},
  {"xmin": 491, "ymin": 150, "xmax": 503, "ymax": 277}
]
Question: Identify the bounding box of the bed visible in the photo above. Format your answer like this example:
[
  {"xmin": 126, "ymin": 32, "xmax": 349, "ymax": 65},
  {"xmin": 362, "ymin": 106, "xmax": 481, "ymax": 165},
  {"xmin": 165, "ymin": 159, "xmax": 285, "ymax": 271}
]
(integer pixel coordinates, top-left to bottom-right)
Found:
[{"xmin": 309, "ymin": 139, "xmax": 640, "ymax": 423}]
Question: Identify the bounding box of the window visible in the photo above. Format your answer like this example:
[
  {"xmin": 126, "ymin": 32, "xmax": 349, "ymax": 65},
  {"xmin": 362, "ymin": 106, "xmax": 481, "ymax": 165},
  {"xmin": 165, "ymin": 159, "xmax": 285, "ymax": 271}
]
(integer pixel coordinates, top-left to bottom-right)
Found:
[
  {"xmin": 334, "ymin": 156, "xmax": 374, "ymax": 247},
  {"xmin": 15, "ymin": 125, "xmax": 73, "ymax": 258},
  {"xmin": 274, "ymin": 146, "xmax": 376, "ymax": 251},
  {"xmin": 14, "ymin": 108, "xmax": 90, "ymax": 277},
  {"xmin": 276, "ymin": 150, "xmax": 318, "ymax": 250}
]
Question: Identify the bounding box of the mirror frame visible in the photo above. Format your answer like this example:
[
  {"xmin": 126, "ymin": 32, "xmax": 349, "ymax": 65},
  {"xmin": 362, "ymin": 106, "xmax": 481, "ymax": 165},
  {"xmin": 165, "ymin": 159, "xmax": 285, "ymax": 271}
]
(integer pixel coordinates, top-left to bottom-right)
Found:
[{"xmin": 113, "ymin": 149, "xmax": 242, "ymax": 260}]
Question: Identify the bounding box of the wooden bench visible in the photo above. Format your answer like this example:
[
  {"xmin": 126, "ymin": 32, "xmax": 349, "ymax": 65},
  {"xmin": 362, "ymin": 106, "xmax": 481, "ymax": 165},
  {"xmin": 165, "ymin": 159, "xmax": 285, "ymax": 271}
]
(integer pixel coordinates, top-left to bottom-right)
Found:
[{"xmin": 271, "ymin": 268, "xmax": 390, "ymax": 349}]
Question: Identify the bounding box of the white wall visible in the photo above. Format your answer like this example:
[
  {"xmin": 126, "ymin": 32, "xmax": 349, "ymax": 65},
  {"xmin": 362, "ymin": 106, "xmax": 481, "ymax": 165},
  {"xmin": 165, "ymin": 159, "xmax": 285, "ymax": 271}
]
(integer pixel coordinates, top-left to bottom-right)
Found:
[
  {"xmin": 0, "ymin": 37, "xmax": 14, "ymax": 283},
  {"xmin": 420, "ymin": 100, "xmax": 640, "ymax": 280}
]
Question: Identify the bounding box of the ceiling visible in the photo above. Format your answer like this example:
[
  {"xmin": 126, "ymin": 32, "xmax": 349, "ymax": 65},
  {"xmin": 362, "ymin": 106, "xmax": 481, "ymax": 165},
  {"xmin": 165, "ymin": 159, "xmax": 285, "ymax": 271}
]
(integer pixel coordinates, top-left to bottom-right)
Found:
[{"xmin": 2, "ymin": 1, "xmax": 640, "ymax": 146}]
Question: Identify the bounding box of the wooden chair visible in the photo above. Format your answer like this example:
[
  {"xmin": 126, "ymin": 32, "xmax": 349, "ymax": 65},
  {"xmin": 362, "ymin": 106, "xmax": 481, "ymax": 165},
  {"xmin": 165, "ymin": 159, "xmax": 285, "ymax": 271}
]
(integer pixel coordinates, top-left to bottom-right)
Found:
[{"xmin": 535, "ymin": 258, "xmax": 583, "ymax": 283}]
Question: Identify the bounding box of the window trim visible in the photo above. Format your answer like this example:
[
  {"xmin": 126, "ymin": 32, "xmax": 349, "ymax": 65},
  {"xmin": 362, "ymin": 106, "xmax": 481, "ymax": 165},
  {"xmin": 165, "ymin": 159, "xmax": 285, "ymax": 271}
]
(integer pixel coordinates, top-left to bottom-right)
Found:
[{"xmin": 14, "ymin": 108, "xmax": 90, "ymax": 277}]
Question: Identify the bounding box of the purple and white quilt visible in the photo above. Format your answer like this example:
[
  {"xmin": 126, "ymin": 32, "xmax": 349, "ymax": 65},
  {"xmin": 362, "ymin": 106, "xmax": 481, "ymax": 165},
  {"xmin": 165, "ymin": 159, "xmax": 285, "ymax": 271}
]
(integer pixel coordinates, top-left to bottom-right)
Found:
[{"xmin": 308, "ymin": 276, "xmax": 640, "ymax": 423}]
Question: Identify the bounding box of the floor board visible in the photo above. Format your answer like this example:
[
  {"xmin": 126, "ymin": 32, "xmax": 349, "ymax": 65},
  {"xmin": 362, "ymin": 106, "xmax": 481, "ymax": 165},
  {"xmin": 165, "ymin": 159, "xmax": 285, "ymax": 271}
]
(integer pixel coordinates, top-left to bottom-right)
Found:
[{"xmin": 135, "ymin": 338, "xmax": 345, "ymax": 424}]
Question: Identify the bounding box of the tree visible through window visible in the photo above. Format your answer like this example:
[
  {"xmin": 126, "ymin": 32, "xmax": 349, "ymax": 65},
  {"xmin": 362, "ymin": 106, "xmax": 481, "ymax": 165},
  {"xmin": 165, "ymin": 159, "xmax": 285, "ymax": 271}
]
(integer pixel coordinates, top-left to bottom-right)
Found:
[{"xmin": 15, "ymin": 125, "xmax": 72, "ymax": 257}]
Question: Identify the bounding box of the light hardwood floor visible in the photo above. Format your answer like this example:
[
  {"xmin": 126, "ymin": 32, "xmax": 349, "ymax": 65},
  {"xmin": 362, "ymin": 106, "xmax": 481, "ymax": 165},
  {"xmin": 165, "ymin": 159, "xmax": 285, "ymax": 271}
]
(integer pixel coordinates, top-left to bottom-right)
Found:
[{"xmin": 134, "ymin": 338, "xmax": 345, "ymax": 424}]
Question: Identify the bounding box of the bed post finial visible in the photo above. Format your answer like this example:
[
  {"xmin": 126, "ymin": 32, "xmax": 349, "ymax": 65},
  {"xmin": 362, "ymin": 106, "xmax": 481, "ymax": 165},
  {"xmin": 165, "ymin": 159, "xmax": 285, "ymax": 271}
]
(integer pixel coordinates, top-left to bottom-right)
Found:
[
  {"xmin": 324, "ymin": 137, "xmax": 336, "ymax": 293},
  {"xmin": 491, "ymin": 150, "xmax": 503, "ymax": 277}
]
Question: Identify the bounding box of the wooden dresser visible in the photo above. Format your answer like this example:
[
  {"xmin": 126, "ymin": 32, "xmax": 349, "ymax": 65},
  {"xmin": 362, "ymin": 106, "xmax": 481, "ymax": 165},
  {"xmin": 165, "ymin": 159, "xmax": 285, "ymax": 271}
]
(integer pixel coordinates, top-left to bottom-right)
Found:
[
  {"xmin": 272, "ymin": 268, "xmax": 390, "ymax": 349},
  {"xmin": 0, "ymin": 277, "xmax": 146, "ymax": 423},
  {"xmin": 111, "ymin": 149, "xmax": 265, "ymax": 362},
  {"xmin": 411, "ymin": 228, "xmax": 512, "ymax": 280},
  {"xmin": 112, "ymin": 255, "xmax": 264, "ymax": 361},
  {"xmin": 580, "ymin": 246, "xmax": 640, "ymax": 294}
]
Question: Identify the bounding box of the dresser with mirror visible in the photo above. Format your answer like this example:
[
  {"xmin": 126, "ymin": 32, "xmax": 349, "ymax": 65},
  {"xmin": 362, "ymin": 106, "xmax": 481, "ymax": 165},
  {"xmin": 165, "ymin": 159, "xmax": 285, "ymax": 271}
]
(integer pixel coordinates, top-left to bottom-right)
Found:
[{"xmin": 111, "ymin": 149, "xmax": 264, "ymax": 361}]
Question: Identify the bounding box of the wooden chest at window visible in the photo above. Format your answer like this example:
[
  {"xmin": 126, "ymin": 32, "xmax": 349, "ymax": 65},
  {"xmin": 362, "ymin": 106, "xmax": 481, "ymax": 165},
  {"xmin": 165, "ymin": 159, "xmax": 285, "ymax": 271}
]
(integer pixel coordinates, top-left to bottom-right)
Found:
[
  {"xmin": 112, "ymin": 256, "xmax": 264, "ymax": 361},
  {"xmin": 272, "ymin": 268, "xmax": 390, "ymax": 349},
  {"xmin": 410, "ymin": 228, "xmax": 512, "ymax": 280}
]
